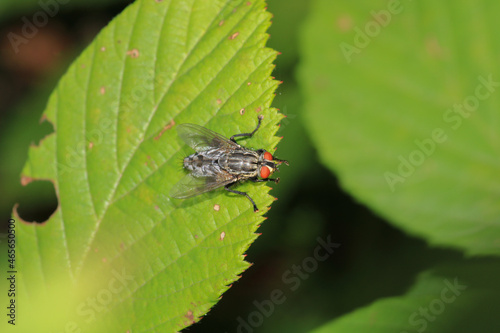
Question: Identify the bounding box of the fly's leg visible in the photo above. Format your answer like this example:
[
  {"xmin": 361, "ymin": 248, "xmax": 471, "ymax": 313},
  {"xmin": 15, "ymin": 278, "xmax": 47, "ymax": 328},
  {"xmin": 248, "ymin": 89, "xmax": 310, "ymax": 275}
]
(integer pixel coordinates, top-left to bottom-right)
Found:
[
  {"xmin": 225, "ymin": 184, "xmax": 258, "ymax": 212},
  {"xmin": 230, "ymin": 115, "xmax": 263, "ymax": 143},
  {"xmin": 274, "ymin": 158, "xmax": 289, "ymax": 166}
]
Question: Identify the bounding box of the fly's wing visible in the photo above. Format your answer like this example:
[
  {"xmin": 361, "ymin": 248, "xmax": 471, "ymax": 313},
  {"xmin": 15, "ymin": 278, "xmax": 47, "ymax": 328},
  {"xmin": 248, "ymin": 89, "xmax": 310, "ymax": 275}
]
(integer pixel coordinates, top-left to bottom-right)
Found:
[
  {"xmin": 169, "ymin": 171, "xmax": 237, "ymax": 199},
  {"xmin": 176, "ymin": 123, "xmax": 239, "ymax": 152}
]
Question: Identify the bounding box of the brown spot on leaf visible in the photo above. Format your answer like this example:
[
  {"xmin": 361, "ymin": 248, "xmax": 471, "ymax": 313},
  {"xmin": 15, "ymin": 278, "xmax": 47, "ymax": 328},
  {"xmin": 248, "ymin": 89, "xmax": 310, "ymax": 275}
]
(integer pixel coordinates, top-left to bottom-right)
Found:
[
  {"xmin": 217, "ymin": 98, "xmax": 222, "ymax": 104},
  {"xmin": 20, "ymin": 176, "xmax": 33, "ymax": 186},
  {"xmin": 337, "ymin": 15, "xmax": 353, "ymax": 31},
  {"xmin": 185, "ymin": 311, "xmax": 195, "ymax": 324},
  {"xmin": 219, "ymin": 231, "xmax": 225, "ymax": 240},
  {"xmin": 255, "ymin": 107, "xmax": 261, "ymax": 113},
  {"xmin": 239, "ymin": 108, "xmax": 245, "ymax": 115},
  {"xmin": 229, "ymin": 32, "xmax": 239, "ymax": 40},
  {"xmin": 214, "ymin": 204, "xmax": 220, "ymax": 211},
  {"xmin": 126, "ymin": 48, "xmax": 139, "ymax": 58},
  {"xmin": 100, "ymin": 46, "xmax": 106, "ymax": 52},
  {"xmin": 100, "ymin": 86, "xmax": 106, "ymax": 95},
  {"xmin": 219, "ymin": 20, "xmax": 224, "ymax": 26},
  {"xmin": 154, "ymin": 119, "xmax": 175, "ymax": 140},
  {"xmin": 425, "ymin": 37, "xmax": 444, "ymax": 58}
]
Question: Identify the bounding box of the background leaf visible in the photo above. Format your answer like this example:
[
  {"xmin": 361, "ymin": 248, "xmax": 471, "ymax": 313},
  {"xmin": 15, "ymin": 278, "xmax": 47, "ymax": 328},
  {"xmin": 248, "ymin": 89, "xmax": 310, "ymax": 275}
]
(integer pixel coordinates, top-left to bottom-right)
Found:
[
  {"xmin": 311, "ymin": 260, "xmax": 500, "ymax": 333},
  {"xmin": 299, "ymin": 0, "xmax": 500, "ymax": 256},
  {"xmin": 10, "ymin": 0, "xmax": 281, "ymax": 331}
]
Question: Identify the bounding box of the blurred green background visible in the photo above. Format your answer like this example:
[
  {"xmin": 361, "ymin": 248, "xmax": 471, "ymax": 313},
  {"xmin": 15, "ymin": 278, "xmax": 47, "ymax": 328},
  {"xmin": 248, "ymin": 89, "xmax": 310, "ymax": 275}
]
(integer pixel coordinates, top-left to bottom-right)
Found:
[{"xmin": 1, "ymin": 0, "xmax": 499, "ymax": 332}]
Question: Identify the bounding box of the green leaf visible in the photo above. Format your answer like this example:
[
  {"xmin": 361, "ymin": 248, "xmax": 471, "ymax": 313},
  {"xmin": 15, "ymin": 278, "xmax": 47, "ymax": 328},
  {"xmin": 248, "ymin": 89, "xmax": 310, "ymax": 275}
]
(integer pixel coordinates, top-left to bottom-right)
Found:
[
  {"xmin": 11, "ymin": 0, "xmax": 281, "ymax": 331},
  {"xmin": 299, "ymin": 0, "xmax": 500, "ymax": 256},
  {"xmin": 311, "ymin": 260, "xmax": 500, "ymax": 333}
]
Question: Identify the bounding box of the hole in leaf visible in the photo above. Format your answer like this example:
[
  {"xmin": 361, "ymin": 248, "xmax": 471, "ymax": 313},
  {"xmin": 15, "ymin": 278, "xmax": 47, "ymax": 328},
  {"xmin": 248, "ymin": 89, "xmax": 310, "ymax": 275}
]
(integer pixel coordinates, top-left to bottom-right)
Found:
[{"xmin": 16, "ymin": 180, "xmax": 58, "ymax": 223}]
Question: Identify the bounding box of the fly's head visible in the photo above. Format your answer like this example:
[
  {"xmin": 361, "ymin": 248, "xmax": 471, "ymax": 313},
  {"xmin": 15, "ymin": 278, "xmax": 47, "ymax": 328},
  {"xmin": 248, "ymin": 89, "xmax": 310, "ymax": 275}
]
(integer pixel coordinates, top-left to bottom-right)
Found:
[{"xmin": 257, "ymin": 149, "xmax": 289, "ymax": 183}]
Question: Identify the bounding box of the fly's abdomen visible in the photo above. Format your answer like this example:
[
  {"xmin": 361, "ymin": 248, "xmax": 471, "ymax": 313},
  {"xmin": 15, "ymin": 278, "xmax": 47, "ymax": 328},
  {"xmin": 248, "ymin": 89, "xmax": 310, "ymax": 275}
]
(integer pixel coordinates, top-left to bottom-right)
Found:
[
  {"xmin": 219, "ymin": 151, "xmax": 259, "ymax": 175},
  {"xmin": 183, "ymin": 151, "xmax": 222, "ymax": 177},
  {"xmin": 183, "ymin": 154, "xmax": 206, "ymax": 171}
]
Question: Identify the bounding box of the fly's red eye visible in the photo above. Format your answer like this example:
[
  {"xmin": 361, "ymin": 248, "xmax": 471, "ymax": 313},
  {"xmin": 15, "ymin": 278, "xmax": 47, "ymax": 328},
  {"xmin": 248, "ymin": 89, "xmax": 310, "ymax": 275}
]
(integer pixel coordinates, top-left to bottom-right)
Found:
[
  {"xmin": 260, "ymin": 166, "xmax": 270, "ymax": 179},
  {"xmin": 263, "ymin": 152, "xmax": 273, "ymax": 161}
]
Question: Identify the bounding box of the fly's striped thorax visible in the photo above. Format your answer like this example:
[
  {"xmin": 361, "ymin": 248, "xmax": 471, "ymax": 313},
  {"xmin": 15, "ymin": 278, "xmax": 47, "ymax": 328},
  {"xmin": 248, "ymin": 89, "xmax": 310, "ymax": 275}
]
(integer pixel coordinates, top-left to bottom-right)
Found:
[{"xmin": 219, "ymin": 149, "xmax": 260, "ymax": 176}]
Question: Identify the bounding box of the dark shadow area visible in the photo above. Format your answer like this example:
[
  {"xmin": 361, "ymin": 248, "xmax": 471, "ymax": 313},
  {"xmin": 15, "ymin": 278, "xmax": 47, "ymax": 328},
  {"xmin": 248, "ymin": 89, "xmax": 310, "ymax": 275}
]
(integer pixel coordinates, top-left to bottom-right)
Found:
[
  {"xmin": 13, "ymin": 179, "xmax": 58, "ymax": 224},
  {"xmin": 185, "ymin": 161, "xmax": 465, "ymax": 333}
]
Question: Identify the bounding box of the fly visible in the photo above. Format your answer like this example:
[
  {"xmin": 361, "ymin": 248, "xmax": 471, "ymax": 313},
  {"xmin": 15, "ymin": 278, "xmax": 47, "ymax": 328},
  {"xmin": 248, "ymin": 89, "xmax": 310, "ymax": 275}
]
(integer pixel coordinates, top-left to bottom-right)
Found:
[{"xmin": 170, "ymin": 115, "xmax": 288, "ymax": 212}]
